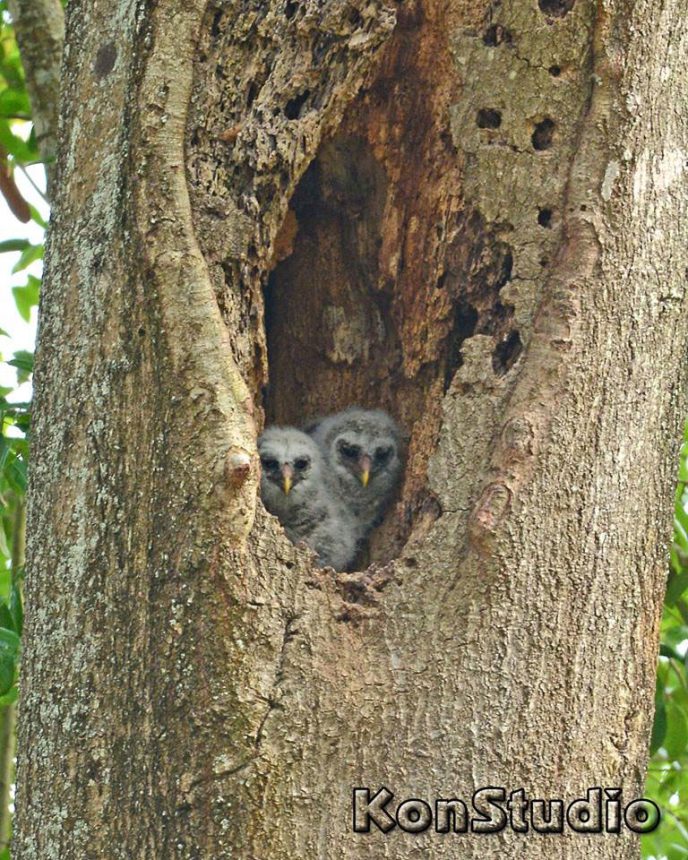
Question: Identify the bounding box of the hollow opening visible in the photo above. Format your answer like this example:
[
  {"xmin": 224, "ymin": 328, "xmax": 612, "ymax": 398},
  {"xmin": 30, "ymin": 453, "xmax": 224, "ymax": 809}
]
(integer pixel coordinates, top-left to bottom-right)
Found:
[
  {"xmin": 483, "ymin": 24, "xmax": 512, "ymax": 47},
  {"xmin": 538, "ymin": 208, "xmax": 553, "ymax": 228},
  {"xmin": 210, "ymin": 9, "xmax": 223, "ymax": 37},
  {"xmin": 496, "ymin": 250, "xmax": 513, "ymax": 289},
  {"xmin": 284, "ymin": 90, "xmax": 311, "ymax": 120},
  {"xmin": 246, "ymin": 80, "xmax": 260, "ymax": 108},
  {"xmin": 477, "ymin": 108, "xmax": 502, "ymax": 129},
  {"xmin": 443, "ymin": 302, "xmax": 479, "ymax": 392},
  {"xmin": 538, "ymin": 0, "xmax": 576, "ymax": 17},
  {"xmin": 492, "ymin": 330, "xmax": 523, "ymax": 374},
  {"xmin": 263, "ymin": 132, "xmax": 519, "ymax": 566},
  {"xmin": 532, "ymin": 117, "xmax": 556, "ymax": 150},
  {"xmin": 257, "ymin": 8, "xmax": 524, "ymax": 569}
]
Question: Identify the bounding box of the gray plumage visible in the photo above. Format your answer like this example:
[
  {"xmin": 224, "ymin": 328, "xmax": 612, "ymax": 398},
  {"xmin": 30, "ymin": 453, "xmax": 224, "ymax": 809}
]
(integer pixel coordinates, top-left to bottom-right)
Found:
[
  {"xmin": 309, "ymin": 407, "xmax": 403, "ymax": 538},
  {"xmin": 258, "ymin": 426, "xmax": 358, "ymax": 571}
]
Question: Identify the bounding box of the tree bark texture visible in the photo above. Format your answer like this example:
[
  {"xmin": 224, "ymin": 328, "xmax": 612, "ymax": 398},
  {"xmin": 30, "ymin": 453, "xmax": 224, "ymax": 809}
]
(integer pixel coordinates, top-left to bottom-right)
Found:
[
  {"xmin": 7, "ymin": 0, "xmax": 64, "ymax": 194},
  {"xmin": 14, "ymin": 0, "xmax": 688, "ymax": 858}
]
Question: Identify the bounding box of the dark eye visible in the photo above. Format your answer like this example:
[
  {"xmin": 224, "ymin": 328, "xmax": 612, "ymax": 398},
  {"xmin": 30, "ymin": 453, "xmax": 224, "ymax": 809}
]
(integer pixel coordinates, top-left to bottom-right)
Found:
[
  {"xmin": 338, "ymin": 440, "xmax": 361, "ymax": 459},
  {"xmin": 261, "ymin": 457, "xmax": 278, "ymax": 470},
  {"xmin": 294, "ymin": 457, "xmax": 310, "ymax": 470},
  {"xmin": 375, "ymin": 446, "xmax": 393, "ymax": 465}
]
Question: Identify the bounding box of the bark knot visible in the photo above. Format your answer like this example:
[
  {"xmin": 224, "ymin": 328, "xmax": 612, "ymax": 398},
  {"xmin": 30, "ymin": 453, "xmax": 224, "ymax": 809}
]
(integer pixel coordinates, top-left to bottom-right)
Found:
[{"xmin": 225, "ymin": 449, "xmax": 253, "ymax": 487}]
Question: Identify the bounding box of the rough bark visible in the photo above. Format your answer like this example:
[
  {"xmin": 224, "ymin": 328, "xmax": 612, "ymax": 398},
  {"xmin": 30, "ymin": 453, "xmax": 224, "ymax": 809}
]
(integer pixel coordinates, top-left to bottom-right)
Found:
[
  {"xmin": 7, "ymin": 0, "xmax": 64, "ymax": 194},
  {"xmin": 14, "ymin": 0, "xmax": 688, "ymax": 859}
]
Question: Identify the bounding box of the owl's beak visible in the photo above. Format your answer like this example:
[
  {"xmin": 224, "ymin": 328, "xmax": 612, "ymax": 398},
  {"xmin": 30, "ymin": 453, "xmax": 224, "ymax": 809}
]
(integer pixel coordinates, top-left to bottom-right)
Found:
[
  {"xmin": 281, "ymin": 463, "xmax": 294, "ymax": 495},
  {"xmin": 359, "ymin": 454, "xmax": 372, "ymax": 488}
]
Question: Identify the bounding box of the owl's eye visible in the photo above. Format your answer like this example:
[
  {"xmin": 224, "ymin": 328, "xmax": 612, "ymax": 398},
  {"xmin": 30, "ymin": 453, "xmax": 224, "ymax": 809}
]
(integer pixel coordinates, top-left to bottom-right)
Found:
[
  {"xmin": 294, "ymin": 457, "xmax": 310, "ymax": 470},
  {"xmin": 261, "ymin": 457, "xmax": 279, "ymax": 470},
  {"xmin": 375, "ymin": 446, "xmax": 393, "ymax": 465},
  {"xmin": 338, "ymin": 441, "xmax": 361, "ymax": 459}
]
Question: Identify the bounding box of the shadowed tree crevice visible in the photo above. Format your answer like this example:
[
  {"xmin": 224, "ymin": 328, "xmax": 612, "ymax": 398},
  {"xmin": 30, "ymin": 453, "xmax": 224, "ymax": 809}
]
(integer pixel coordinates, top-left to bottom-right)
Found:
[
  {"xmin": 264, "ymin": 127, "xmax": 520, "ymax": 561},
  {"xmin": 256, "ymin": 2, "xmax": 536, "ymax": 563}
]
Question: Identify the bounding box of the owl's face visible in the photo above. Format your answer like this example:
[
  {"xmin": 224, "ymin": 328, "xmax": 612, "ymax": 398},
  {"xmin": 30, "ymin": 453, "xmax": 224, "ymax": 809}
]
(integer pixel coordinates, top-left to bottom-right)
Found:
[
  {"xmin": 333, "ymin": 432, "xmax": 398, "ymax": 489},
  {"xmin": 258, "ymin": 427, "xmax": 322, "ymax": 500},
  {"xmin": 322, "ymin": 409, "xmax": 402, "ymax": 497}
]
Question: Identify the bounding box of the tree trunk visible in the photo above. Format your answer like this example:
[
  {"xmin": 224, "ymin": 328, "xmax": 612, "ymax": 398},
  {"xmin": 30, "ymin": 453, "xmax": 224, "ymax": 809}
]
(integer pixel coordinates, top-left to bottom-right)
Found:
[{"xmin": 14, "ymin": 0, "xmax": 688, "ymax": 857}]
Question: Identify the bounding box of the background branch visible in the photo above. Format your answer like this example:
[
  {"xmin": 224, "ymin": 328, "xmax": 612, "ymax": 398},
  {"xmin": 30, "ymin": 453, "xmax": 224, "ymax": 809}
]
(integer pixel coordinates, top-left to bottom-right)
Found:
[{"xmin": 7, "ymin": 0, "xmax": 64, "ymax": 197}]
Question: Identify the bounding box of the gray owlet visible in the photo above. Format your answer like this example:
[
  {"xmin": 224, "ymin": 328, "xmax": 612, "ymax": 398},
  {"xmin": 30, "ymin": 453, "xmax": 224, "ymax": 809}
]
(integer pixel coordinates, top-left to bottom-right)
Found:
[
  {"xmin": 309, "ymin": 407, "xmax": 403, "ymax": 538},
  {"xmin": 258, "ymin": 426, "xmax": 358, "ymax": 571}
]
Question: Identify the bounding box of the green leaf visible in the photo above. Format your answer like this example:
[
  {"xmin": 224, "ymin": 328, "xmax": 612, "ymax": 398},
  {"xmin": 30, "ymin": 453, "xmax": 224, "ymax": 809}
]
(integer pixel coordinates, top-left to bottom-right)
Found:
[
  {"xmin": 0, "ymin": 626, "xmax": 19, "ymax": 697},
  {"xmin": 652, "ymin": 697, "xmax": 668, "ymax": 755},
  {"xmin": 0, "ymin": 238, "xmax": 29, "ymax": 253},
  {"xmin": 0, "ymin": 571, "xmax": 12, "ymax": 609},
  {"xmin": 661, "ymin": 642, "xmax": 683, "ymax": 661},
  {"xmin": 11, "ymin": 274, "xmax": 40, "ymax": 320},
  {"xmin": 665, "ymin": 704, "xmax": 688, "ymax": 760},
  {"xmin": 674, "ymin": 517, "xmax": 688, "ymax": 554},
  {"xmin": 0, "ymin": 87, "xmax": 31, "ymax": 117},
  {"xmin": 7, "ymin": 349, "xmax": 33, "ymax": 383},
  {"xmin": 0, "ymin": 627, "xmax": 21, "ymax": 655},
  {"xmin": 677, "ymin": 599, "xmax": 688, "ymax": 626},
  {"xmin": 0, "ymin": 684, "xmax": 19, "ymax": 708},
  {"xmin": 679, "ymin": 458, "xmax": 688, "ymax": 482},
  {"xmin": 11, "ymin": 242, "xmax": 43, "ymax": 274},
  {"xmin": 0, "ymin": 686, "xmax": 18, "ymax": 708},
  {"xmin": 0, "ymin": 119, "xmax": 36, "ymax": 163},
  {"xmin": 661, "ymin": 624, "xmax": 688, "ymax": 652},
  {"xmin": 10, "ymin": 583, "xmax": 23, "ymax": 635},
  {"xmin": 0, "ymin": 605, "xmax": 14, "ymax": 634},
  {"xmin": 7, "ymin": 457, "xmax": 27, "ymax": 492},
  {"xmin": 0, "ymin": 661, "xmax": 15, "ymax": 699},
  {"xmin": 667, "ymin": 571, "xmax": 688, "ymax": 606},
  {"xmin": 13, "ymin": 409, "xmax": 30, "ymax": 435},
  {"xmin": 29, "ymin": 205, "xmax": 47, "ymax": 228}
]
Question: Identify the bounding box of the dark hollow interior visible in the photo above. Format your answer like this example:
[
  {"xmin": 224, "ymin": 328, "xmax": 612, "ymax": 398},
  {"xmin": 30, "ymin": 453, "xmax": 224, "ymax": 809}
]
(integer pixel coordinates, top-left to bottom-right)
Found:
[
  {"xmin": 260, "ymin": 8, "xmax": 524, "ymax": 563},
  {"xmin": 262, "ymin": 135, "xmax": 519, "ymax": 563}
]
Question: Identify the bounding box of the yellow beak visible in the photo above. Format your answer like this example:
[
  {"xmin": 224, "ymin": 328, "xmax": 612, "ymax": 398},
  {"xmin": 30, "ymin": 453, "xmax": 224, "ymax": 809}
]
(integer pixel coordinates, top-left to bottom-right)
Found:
[
  {"xmin": 281, "ymin": 464, "xmax": 294, "ymax": 495},
  {"xmin": 359, "ymin": 454, "xmax": 372, "ymax": 488}
]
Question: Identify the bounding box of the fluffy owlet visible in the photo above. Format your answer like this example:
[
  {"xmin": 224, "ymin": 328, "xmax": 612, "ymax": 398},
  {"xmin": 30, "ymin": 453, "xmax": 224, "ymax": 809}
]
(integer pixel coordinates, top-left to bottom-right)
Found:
[
  {"xmin": 309, "ymin": 407, "xmax": 403, "ymax": 538},
  {"xmin": 258, "ymin": 426, "xmax": 359, "ymax": 571}
]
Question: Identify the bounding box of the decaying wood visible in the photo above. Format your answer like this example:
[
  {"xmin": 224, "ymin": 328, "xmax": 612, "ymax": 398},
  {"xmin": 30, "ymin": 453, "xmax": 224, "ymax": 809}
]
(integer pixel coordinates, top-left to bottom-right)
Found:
[{"xmin": 14, "ymin": 0, "xmax": 688, "ymax": 857}]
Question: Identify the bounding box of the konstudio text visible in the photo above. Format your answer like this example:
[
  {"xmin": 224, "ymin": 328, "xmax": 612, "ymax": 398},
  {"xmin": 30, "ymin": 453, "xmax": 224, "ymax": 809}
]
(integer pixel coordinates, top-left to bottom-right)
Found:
[{"xmin": 352, "ymin": 786, "xmax": 660, "ymax": 835}]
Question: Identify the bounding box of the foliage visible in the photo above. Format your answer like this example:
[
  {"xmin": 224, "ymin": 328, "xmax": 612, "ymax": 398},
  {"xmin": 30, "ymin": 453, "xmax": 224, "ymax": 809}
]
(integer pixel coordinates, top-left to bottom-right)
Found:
[
  {"xmin": 0, "ymin": 0, "xmax": 47, "ymax": 234},
  {"xmin": 0, "ymin": 3, "xmax": 44, "ymax": 852},
  {"xmin": 0, "ymin": 387, "xmax": 25, "ymax": 705},
  {"xmin": 643, "ymin": 424, "xmax": 688, "ymax": 859},
  {"xmin": 0, "ymin": 0, "xmax": 42, "ymax": 712}
]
